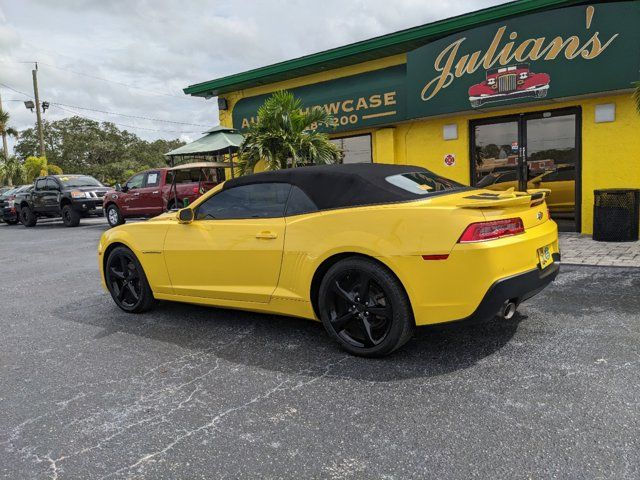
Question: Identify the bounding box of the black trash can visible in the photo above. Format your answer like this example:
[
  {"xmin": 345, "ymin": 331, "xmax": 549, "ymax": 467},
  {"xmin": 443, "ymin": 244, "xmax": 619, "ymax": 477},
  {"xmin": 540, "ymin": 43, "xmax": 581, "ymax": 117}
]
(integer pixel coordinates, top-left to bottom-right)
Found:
[{"xmin": 593, "ymin": 189, "xmax": 640, "ymax": 242}]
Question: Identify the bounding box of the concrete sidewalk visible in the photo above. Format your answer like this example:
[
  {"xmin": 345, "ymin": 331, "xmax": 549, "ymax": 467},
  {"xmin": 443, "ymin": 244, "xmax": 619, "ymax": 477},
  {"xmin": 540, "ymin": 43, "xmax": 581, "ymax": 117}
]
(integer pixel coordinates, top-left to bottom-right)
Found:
[{"xmin": 559, "ymin": 232, "xmax": 640, "ymax": 267}]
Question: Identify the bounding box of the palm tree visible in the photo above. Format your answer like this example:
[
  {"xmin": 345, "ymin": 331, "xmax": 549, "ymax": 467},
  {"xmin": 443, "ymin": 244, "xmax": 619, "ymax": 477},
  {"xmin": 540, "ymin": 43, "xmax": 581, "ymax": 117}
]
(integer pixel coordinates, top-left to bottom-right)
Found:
[
  {"xmin": 238, "ymin": 90, "xmax": 342, "ymax": 175},
  {"xmin": 0, "ymin": 155, "xmax": 25, "ymax": 187},
  {"xmin": 0, "ymin": 110, "xmax": 19, "ymax": 160}
]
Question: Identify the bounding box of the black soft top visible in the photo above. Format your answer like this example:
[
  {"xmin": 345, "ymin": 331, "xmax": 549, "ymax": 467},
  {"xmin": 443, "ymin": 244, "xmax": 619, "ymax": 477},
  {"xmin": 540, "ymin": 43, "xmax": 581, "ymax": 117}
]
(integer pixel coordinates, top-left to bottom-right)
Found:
[{"xmin": 223, "ymin": 163, "xmax": 458, "ymax": 210}]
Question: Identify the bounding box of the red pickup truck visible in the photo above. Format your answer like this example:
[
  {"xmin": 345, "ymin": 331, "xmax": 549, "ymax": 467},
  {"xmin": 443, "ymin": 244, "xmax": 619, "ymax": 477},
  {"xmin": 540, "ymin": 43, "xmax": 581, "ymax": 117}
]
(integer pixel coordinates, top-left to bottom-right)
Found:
[{"xmin": 103, "ymin": 163, "xmax": 226, "ymax": 227}]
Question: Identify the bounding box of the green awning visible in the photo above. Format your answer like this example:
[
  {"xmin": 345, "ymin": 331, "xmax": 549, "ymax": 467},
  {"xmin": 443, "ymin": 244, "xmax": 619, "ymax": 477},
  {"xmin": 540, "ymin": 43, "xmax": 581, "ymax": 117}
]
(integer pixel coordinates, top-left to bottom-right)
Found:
[{"xmin": 165, "ymin": 126, "xmax": 244, "ymax": 157}]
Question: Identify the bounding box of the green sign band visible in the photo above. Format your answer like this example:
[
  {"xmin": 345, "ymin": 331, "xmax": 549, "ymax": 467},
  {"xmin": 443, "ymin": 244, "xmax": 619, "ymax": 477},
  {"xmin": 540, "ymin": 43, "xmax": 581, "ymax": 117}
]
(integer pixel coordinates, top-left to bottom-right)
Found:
[
  {"xmin": 232, "ymin": 65, "xmax": 406, "ymax": 133},
  {"xmin": 407, "ymin": 1, "xmax": 640, "ymax": 118},
  {"xmin": 233, "ymin": 2, "xmax": 640, "ymax": 132}
]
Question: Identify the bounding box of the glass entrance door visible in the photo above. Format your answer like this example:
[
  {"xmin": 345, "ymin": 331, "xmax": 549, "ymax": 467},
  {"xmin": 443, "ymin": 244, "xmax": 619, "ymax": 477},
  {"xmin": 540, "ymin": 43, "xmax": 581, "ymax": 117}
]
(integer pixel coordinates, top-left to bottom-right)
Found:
[{"xmin": 471, "ymin": 108, "xmax": 580, "ymax": 231}]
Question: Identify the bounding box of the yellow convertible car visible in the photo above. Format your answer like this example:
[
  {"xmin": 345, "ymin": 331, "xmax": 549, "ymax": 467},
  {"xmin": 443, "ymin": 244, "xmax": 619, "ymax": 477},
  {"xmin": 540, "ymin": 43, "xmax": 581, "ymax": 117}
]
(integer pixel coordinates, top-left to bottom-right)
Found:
[{"xmin": 98, "ymin": 164, "xmax": 559, "ymax": 357}]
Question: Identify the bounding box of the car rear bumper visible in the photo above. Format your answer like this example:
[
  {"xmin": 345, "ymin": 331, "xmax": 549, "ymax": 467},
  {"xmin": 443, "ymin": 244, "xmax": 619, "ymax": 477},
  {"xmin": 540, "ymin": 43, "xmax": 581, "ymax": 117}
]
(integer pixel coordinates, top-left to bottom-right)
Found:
[
  {"xmin": 390, "ymin": 219, "xmax": 559, "ymax": 326},
  {"xmin": 453, "ymin": 254, "xmax": 559, "ymax": 325}
]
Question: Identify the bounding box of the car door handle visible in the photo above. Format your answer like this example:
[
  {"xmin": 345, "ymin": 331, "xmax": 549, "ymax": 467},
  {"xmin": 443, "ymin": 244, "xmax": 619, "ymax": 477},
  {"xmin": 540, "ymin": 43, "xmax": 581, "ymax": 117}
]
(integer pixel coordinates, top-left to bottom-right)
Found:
[
  {"xmin": 133, "ymin": 192, "xmax": 140, "ymax": 196},
  {"xmin": 255, "ymin": 231, "xmax": 278, "ymax": 239},
  {"xmin": 152, "ymin": 191, "xmax": 159, "ymax": 194}
]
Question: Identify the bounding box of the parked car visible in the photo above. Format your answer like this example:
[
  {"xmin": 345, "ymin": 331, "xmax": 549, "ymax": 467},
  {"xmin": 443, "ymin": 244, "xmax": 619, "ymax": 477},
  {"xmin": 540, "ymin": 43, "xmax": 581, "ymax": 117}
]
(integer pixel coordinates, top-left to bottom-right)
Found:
[
  {"xmin": 99, "ymin": 163, "xmax": 559, "ymax": 357},
  {"xmin": 0, "ymin": 185, "xmax": 32, "ymax": 225},
  {"xmin": 17, "ymin": 175, "xmax": 111, "ymax": 227},
  {"xmin": 103, "ymin": 162, "xmax": 226, "ymax": 227},
  {"xmin": 469, "ymin": 63, "xmax": 550, "ymax": 108}
]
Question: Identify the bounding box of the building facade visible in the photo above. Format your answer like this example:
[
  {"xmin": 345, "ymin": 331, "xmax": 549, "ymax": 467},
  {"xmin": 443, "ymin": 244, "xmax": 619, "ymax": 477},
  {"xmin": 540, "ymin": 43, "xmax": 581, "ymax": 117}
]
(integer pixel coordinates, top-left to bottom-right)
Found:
[{"xmin": 185, "ymin": 0, "xmax": 640, "ymax": 234}]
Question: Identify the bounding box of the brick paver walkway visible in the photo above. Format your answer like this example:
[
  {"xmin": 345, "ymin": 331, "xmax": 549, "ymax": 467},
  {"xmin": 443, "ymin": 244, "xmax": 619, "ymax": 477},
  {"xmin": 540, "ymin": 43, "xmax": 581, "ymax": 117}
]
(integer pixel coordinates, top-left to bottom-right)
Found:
[{"xmin": 559, "ymin": 232, "xmax": 640, "ymax": 267}]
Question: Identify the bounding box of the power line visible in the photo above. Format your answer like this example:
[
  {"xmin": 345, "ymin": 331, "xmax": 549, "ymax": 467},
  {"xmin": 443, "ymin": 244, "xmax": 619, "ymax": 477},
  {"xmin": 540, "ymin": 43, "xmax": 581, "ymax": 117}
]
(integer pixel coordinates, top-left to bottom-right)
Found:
[
  {"xmin": 48, "ymin": 101, "xmax": 211, "ymax": 127},
  {"xmin": 52, "ymin": 104, "xmax": 201, "ymax": 134},
  {"xmin": 0, "ymin": 82, "xmax": 207, "ymax": 133},
  {"xmin": 37, "ymin": 62, "xmax": 201, "ymax": 101},
  {"xmin": 0, "ymin": 60, "xmax": 203, "ymax": 101}
]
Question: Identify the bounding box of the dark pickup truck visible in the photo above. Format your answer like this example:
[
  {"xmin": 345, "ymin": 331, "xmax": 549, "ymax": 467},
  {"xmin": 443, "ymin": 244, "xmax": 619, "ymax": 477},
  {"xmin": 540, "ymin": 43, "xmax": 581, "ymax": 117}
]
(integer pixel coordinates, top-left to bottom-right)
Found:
[{"xmin": 16, "ymin": 174, "xmax": 112, "ymax": 227}]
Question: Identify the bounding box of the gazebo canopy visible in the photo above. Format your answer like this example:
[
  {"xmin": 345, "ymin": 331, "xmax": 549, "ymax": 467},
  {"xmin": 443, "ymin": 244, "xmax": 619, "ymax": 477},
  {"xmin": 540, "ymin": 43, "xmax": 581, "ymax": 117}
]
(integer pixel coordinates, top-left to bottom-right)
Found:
[{"xmin": 165, "ymin": 126, "xmax": 244, "ymax": 157}]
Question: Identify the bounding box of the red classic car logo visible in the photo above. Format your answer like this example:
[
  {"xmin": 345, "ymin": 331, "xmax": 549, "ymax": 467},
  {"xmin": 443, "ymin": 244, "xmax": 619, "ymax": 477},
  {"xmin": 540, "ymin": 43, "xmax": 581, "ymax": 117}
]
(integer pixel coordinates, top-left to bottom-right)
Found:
[{"xmin": 468, "ymin": 63, "xmax": 550, "ymax": 108}]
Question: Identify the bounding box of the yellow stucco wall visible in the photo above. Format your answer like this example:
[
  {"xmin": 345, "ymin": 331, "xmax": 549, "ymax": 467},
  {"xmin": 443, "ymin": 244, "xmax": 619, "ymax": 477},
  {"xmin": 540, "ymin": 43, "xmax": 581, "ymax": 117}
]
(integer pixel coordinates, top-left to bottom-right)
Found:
[{"xmin": 220, "ymin": 56, "xmax": 639, "ymax": 234}]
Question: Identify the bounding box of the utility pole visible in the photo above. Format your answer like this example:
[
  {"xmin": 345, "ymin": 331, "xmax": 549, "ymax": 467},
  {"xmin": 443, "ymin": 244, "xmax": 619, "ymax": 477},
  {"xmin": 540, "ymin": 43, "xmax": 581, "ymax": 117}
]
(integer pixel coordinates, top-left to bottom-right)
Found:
[
  {"xmin": 32, "ymin": 62, "xmax": 46, "ymax": 157},
  {"xmin": 0, "ymin": 89, "xmax": 8, "ymax": 160}
]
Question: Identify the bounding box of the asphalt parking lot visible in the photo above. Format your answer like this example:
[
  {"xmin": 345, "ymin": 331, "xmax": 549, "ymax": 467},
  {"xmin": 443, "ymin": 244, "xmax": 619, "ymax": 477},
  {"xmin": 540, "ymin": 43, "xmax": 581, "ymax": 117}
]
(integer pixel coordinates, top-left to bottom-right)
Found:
[{"xmin": 1, "ymin": 218, "xmax": 639, "ymax": 479}]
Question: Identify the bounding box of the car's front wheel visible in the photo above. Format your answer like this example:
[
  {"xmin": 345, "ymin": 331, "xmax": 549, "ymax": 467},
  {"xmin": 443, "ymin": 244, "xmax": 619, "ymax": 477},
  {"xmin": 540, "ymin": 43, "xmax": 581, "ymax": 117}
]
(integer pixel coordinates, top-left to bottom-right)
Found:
[
  {"xmin": 20, "ymin": 206, "xmax": 37, "ymax": 227},
  {"xmin": 61, "ymin": 205, "xmax": 81, "ymax": 227},
  {"xmin": 106, "ymin": 204, "xmax": 125, "ymax": 227},
  {"xmin": 318, "ymin": 257, "xmax": 415, "ymax": 357},
  {"xmin": 105, "ymin": 246, "xmax": 155, "ymax": 313}
]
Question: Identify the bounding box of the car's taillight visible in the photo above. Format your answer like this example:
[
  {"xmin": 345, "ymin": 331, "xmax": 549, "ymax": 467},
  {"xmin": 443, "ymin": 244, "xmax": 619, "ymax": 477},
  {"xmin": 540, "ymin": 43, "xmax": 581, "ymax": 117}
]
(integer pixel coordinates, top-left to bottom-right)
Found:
[
  {"xmin": 458, "ymin": 218, "xmax": 524, "ymax": 243},
  {"xmin": 193, "ymin": 186, "xmax": 199, "ymax": 194}
]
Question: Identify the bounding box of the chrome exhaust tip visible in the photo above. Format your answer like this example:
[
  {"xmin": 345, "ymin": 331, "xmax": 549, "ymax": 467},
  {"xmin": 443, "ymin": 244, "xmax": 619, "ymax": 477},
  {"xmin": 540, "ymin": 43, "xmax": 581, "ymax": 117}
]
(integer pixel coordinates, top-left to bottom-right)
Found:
[{"xmin": 501, "ymin": 301, "xmax": 517, "ymax": 320}]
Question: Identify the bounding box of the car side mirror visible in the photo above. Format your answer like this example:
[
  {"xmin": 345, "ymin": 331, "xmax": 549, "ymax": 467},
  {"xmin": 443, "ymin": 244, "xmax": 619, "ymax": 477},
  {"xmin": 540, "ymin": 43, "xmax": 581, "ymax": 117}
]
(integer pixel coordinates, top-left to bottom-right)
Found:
[
  {"xmin": 178, "ymin": 207, "xmax": 194, "ymax": 224},
  {"xmin": 115, "ymin": 183, "xmax": 122, "ymax": 192},
  {"xmin": 121, "ymin": 184, "xmax": 129, "ymax": 192}
]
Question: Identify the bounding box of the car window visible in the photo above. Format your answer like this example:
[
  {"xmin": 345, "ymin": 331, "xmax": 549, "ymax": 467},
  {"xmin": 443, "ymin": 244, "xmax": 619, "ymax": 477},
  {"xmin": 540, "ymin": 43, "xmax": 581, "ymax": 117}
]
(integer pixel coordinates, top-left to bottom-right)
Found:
[
  {"xmin": 126, "ymin": 173, "xmax": 145, "ymax": 190},
  {"xmin": 145, "ymin": 171, "xmax": 160, "ymax": 187},
  {"xmin": 45, "ymin": 178, "xmax": 59, "ymax": 190},
  {"xmin": 285, "ymin": 186, "xmax": 318, "ymax": 216},
  {"xmin": 35, "ymin": 179, "xmax": 47, "ymax": 191},
  {"xmin": 196, "ymin": 183, "xmax": 291, "ymax": 220},
  {"xmin": 57, "ymin": 175, "xmax": 103, "ymax": 187},
  {"xmin": 385, "ymin": 171, "xmax": 464, "ymax": 195}
]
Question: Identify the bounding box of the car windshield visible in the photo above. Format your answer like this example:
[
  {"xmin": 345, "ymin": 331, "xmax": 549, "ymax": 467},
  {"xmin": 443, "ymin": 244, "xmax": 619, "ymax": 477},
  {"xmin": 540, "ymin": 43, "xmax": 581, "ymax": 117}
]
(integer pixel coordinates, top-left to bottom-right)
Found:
[
  {"xmin": 1, "ymin": 187, "xmax": 17, "ymax": 196},
  {"xmin": 57, "ymin": 175, "xmax": 103, "ymax": 187},
  {"xmin": 385, "ymin": 171, "xmax": 465, "ymax": 196}
]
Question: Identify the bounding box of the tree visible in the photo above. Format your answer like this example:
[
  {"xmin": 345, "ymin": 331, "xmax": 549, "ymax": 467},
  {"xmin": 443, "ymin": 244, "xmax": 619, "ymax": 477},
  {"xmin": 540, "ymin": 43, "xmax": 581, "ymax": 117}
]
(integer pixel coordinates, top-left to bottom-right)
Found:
[
  {"xmin": 0, "ymin": 155, "xmax": 25, "ymax": 186},
  {"xmin": 0, "ymin": 110, "xmax": 19, "ymax": 159},
  {"xmin": 23, "ymin": 156, "xmax": 62, "ymax": 182},
  {"xmin": 237, "ymin": 90, "xmax": 341, "ymax": 175},
  {"xmin": 14, "ymin": 116, "xmax": 185, "ymax": 184}
]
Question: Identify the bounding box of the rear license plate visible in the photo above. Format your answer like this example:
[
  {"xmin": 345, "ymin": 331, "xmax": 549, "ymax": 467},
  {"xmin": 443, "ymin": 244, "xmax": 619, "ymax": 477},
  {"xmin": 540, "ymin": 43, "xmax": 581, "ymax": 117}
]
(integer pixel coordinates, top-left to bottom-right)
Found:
[{"xmin": 537, "ymin": 244, "xmax": 553, "ymax": 269}]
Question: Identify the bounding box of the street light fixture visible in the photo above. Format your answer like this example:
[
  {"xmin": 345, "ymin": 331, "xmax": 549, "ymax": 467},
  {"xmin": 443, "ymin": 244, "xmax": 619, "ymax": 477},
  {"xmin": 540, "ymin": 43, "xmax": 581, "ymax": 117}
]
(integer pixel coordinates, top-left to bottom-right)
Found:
[{"xmin": 24, "ymin": 100, "xmax": 35, "ymax": 112}]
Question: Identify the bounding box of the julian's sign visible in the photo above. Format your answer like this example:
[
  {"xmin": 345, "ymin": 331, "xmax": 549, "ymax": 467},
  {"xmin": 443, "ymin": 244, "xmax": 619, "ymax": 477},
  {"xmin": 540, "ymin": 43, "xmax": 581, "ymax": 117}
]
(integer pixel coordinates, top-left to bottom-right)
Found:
[
  {"xmin": 233, "ymin": 65, "xmax": 406, "ymax": 133},
  {"xmin": 407, "ymin": 2, "xmax": 640, "ymax": 118}
]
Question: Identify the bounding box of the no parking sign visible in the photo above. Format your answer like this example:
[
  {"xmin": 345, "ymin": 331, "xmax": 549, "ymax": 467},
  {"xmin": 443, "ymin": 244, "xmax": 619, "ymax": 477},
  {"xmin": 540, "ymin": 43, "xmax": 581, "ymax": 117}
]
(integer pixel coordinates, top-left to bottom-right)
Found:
[{"xmin": 444, "ymin": 153, "xmax": 456, "ymax": 166}]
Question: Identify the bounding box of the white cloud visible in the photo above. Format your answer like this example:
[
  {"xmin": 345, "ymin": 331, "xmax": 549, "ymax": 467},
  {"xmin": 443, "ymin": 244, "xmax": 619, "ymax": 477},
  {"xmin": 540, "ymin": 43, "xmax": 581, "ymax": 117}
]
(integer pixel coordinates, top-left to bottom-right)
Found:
[{"xmin": 1, "ymin": 0, "xmax": 507, "ymax": 153}]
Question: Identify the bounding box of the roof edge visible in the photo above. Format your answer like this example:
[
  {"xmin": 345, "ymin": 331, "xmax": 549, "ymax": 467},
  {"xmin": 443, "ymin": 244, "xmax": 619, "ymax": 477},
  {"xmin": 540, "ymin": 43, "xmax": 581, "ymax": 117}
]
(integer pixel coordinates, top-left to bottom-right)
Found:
[{"xmin": 184, "ymin": 0, "xmax": 583, "ymax": 97}]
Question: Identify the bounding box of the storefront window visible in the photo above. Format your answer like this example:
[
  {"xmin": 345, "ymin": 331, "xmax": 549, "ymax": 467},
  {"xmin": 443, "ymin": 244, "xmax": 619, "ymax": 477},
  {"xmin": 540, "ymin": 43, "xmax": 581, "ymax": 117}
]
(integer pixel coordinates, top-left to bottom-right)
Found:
[{"xmin": 331, "ymin": 135, "xmax": 372, "ymax": 164}]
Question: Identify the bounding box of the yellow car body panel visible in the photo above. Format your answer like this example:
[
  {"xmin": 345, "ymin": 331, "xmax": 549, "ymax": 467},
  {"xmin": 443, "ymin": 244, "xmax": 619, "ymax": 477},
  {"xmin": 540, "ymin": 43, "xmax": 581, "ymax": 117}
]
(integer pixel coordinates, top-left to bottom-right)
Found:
[{"xmin": 99, "ymin": 181, "xmax": 559, "ymax": 327}]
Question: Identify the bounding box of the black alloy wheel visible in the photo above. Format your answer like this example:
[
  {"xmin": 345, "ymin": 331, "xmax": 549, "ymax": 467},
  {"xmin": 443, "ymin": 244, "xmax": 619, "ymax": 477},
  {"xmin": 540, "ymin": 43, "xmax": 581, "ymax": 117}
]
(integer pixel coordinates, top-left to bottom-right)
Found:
[
  {"xmin": 318, "ymin": 257, "xmax": 414, "ymax": 357},
  {"xmin": 20, "ymin": 206, "xmax": 37, "ymax": 227},
  {"xmin": 105, "ymin": 247, "xmax": 155, "ymax": 313},
  {"xmin": 61, "ymin": 205, "xmax": 80, "ymax": 227}
]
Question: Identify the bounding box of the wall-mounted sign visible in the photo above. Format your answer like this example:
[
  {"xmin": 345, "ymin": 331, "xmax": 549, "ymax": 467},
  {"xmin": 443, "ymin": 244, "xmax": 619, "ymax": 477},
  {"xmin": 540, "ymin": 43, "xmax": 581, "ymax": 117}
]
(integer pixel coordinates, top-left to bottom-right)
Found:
[
  {"xmin": 407, "ymin": 2, "xmax": 640, "ymax": 118},
  {"xmin": 233, "ymin": 65, "xmax": 406, "ymax": 133},
  {"xmin": 444, "ymin": 153, "xmax": 456, "ymax": 166}
]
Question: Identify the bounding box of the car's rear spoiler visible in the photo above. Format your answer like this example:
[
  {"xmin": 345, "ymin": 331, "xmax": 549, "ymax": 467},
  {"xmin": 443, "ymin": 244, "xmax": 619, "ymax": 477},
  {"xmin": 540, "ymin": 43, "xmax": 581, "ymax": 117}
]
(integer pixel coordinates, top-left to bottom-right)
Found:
[{"xmin": 457, "ymin": 188, "xmax": 550, "ymax": 209}]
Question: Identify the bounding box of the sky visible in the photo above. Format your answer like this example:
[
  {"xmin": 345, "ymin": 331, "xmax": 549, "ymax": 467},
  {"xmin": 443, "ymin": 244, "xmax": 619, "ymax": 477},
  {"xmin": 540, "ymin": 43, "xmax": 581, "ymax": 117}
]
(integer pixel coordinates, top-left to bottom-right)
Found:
[{"xmin": 0, "ymin": 0, "xmax": 508, "ymax": 152}]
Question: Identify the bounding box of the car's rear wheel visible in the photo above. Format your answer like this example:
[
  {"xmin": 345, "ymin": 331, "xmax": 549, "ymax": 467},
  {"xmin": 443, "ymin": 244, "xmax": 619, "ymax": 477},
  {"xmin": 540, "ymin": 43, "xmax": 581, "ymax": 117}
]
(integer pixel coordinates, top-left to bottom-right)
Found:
[
  {"xmin": 106, "ymin": 204, "xmax": 125, "ymax": 227},
  {"xmin": 105, "ymin": 246, "xmax": 155, "ymax": 313},
  {"xmin": 318, "ymin": 257, "xmax": 415, "ymax": 357},
  {"xmin": 61, "ymin": 205, "xmax": 80, "ymax": 227},
  {"xmin": 20, "ymin": 206, "xmax": 37, "ymax": 227}
]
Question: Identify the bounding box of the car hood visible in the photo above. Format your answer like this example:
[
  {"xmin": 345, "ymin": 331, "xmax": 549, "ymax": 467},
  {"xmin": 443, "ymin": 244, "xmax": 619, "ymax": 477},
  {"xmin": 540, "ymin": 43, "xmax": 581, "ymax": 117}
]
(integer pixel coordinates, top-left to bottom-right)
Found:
[{"xmin": 64, "ymin": 186, "xmax": 113, "ymax": 193}]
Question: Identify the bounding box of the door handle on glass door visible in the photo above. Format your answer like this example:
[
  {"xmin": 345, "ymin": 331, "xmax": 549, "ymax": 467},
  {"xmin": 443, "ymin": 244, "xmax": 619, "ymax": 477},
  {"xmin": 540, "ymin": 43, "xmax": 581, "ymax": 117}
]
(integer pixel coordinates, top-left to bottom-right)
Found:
[{"xmin": 255, "ymin": 231, "xmax": 278, "ymax": 239}]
